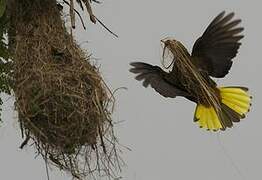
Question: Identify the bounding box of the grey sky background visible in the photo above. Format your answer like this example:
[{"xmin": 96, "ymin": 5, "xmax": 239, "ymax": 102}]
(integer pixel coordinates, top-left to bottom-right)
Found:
[{"xmin": 0, "ymin": 0, "xmax": 262, "ymax": 179}]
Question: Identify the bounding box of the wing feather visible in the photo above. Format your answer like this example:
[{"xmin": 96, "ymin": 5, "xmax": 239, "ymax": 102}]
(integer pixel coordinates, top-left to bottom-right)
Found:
[
  {"xmin": 130, "ymin": 62, "xmax": 187, "ymax": 98},
  {"xmin": 192, "ymin": 11, "xmax": 244, "ymax": 78}
]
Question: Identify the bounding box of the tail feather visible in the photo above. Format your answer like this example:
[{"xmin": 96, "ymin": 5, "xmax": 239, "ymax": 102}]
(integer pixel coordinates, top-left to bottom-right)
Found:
[
  {"xmin": 220, "ymin": 87, "xmax": 251, "ymax": 117},
  {"xmin": 222, "ymin": 96, "xmax": 249, "ymax": 109},
  {"xmin": 194, "ymin": 105, "xmax": 222, "ymax": 130},
  {"xmin": 220, "ymin": 108, "xmax": 233, "ymax": 128},
  {"xmin": 194, "ymin": 86, "xmax": 251, "ymax": 131},
  {"xmin": 221, "ymin": 104, "xmax": 241, "ymax": 122}
]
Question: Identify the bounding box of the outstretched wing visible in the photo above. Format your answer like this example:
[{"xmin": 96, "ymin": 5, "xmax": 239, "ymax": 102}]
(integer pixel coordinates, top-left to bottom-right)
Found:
[
  {"xmin": 191, "ymin": 11, "xmax": 244, "ymax": 78},
  {"xmin": 129, "ymin": 62, "xmax": 187, "ymax": 98}
]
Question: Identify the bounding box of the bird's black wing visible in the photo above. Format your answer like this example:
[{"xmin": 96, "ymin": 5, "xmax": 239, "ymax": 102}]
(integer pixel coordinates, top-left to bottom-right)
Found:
[
  {"xmin": 191, "ymin": 11, "xmax": 244, "ymax": 78},
  {"xmin": 130, "ymin": 62, "xmax": 188, "ymax": 98}
]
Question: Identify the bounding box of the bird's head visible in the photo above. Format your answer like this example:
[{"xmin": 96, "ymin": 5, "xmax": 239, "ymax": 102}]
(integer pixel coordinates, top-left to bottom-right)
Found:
[
  {"xmin": 160, "ymin": 38, "xmax": 190, "ymax": 69},
  {"xmin": 161, "ymin": 38, "xmax": 177, "ymax": 46},
  {"xmin": 161, "ymin": 38, "xmax": 184, "ymax": 55}
]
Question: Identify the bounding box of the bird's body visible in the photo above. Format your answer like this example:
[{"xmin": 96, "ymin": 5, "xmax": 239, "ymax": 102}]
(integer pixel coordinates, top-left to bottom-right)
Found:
[
  {"xmin": 130, "ymin": 11, "xmax": 251, "ymax": 131},
  {"xmin": 160, "ymin": 40, "xmax": 219, "ymax": 106}
]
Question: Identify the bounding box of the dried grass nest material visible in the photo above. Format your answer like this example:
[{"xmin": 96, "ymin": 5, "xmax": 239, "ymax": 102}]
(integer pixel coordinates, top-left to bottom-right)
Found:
[{"xmin": 8, "ymin": 0, "xmax": 122, "ymax": 179}]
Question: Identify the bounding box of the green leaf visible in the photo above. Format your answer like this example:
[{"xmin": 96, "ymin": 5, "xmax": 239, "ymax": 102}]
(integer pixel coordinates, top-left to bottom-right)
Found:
[
  {"xmin": 0, "ymin": 0, "xmax": 6, "ymax": 18},
  {"xmin": 0, "ymin": 0, "xmax": 9, "ymax": 124},
  {"xmin": 0, "ymin": 10, "xmax": 9, "ymax": 61}
]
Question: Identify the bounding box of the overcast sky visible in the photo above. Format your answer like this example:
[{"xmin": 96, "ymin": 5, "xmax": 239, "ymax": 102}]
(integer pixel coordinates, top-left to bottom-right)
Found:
[{"xmin": 1, "ymin": 0, "xmax": 262, "ymax": 180}]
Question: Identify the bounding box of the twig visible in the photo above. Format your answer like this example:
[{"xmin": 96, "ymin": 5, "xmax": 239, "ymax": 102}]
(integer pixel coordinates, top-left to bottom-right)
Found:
[
  {"xmin": 19, "ymin": 135, "xmax": 30, "ymax": 149},
  {"xmin": 63, "ymin": 0, "xmax": 86, "ymax": 29},
  {"xmin": 44, "ymin": 154, "xmax": 50, "ymax": 180},
  {"xmin": 70, "ymin": 0, "xmax": 76, "ymax": 28},
  {"xmin": 95, "ymin": 16, "xmax": 119, "ymax": 38},
  {"xmin": 82, "ymin": 0, "xmax": 96, "ymax": 23},
  {"xmin": 76, "ymin": 0, "xmax": 84, "ymax": 10},
  {"xmin": 64, "ymin": 0, "xmax": 118, "ymax": 37},
  {"xmin": 91, "ymin": 0, "xmax": 101, "ymax": 4}
]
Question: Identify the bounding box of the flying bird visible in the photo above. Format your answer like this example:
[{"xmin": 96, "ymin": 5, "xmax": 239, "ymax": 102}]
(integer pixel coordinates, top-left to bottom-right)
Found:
[{"xmin": 130, "ymin": 11, "xmax": 251, "ymax": 131}]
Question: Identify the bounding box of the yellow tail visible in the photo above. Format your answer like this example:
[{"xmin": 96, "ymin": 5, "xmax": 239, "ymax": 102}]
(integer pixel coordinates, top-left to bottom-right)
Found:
[{"xmin": 194, "ymin": 87, "xmax": 251, "ymax": 131}]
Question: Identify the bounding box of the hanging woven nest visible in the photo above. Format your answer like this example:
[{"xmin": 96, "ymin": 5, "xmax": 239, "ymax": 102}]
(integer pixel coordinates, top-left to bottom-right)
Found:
[{"xmin": 7, "ymin": 0, "xmax": 122, "ymax": 179}]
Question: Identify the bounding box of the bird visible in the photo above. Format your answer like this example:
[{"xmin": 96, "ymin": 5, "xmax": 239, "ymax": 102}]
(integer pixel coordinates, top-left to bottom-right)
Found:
[{"xmin": 129, "ymin": 11, "xmax": 251, "ymax": 131}]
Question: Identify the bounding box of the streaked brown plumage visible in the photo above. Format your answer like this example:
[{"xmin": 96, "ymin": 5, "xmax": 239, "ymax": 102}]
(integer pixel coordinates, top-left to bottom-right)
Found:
[{"xmin": 130, "ymin": 11, "xmax": 251, "ymax": 131}]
